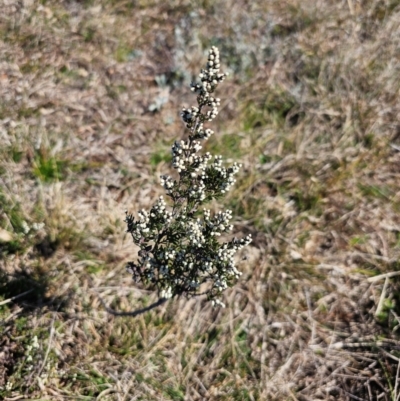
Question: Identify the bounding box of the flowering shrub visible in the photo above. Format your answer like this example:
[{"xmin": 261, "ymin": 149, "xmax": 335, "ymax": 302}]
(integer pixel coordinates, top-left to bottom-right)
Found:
[{"xmin": 125, "ymin": 47, "xmax": 252, "ymax": 308}]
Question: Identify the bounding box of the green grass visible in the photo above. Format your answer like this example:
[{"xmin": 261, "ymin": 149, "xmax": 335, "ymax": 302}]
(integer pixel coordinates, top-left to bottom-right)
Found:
[
  {"xmin": 33, "ymin": 154, "xmax": 68, "ymax": 182},
  {"xmin": 150, "ymin": 142, "xmax": 172, "ymax": 169},
  {"xmin": 241, "ymin": 88, "xmax": 299, "ymax": 131}
]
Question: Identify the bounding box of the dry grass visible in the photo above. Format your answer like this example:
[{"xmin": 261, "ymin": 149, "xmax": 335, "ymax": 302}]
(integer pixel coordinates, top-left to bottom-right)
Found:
[{"xmin": 1, "ymin": 0, "xmax": 400, "ymax": 400}]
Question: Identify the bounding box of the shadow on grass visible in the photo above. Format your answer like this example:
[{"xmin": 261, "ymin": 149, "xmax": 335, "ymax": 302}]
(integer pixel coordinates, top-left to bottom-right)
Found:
[{"xmin": 0, "ymin": 258, "xmax": 69, "ymax": 315}]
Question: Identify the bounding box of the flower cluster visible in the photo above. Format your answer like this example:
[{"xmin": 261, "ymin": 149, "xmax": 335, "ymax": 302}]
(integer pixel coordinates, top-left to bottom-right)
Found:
[{"xmin": 125, "ymin": 47, "xmax": 251, "ymax": 306}]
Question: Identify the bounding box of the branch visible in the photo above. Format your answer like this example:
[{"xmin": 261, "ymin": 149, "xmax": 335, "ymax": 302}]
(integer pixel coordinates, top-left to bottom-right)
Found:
[{"xmin": 95, "ymin": 291, "xmax": 168, "ymax": 317}]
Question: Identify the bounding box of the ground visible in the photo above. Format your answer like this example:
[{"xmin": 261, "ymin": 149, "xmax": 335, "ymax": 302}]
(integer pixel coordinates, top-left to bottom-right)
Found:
[{"xmin": 1, "ymin": 0, "xmax": 400, "ymax": 400}]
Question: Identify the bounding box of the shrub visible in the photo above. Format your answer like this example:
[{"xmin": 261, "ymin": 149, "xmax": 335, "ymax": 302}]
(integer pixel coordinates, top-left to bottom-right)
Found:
[{"xmin": 125, "ymin": 47, "xmax": 252, "ymax": 308}]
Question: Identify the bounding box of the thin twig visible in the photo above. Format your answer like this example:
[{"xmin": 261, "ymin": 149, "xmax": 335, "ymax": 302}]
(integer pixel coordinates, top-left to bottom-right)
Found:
[
  {"xmin": 367, "ymin": 271, "xmax": 400, "ymax": 283},
  {"xmin": 38, "ymin": 312, "xmax": 56, "ymax": 377},
  {"xmin": 0, "ymin": 289, "xmax": 34, "ymax": 306},
  {"xmin": 395, "ymin": 357, "xmax": 400, "ymax": 401},
  {"xmin": 375, "ymin": 276, "xmax": 389, "ymax": 317}
]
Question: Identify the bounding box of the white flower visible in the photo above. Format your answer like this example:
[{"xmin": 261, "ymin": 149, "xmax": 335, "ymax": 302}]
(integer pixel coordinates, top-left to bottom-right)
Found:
[{"xmin": 22, "ymin": 221, "xmax": 30, "ymax": 234}]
